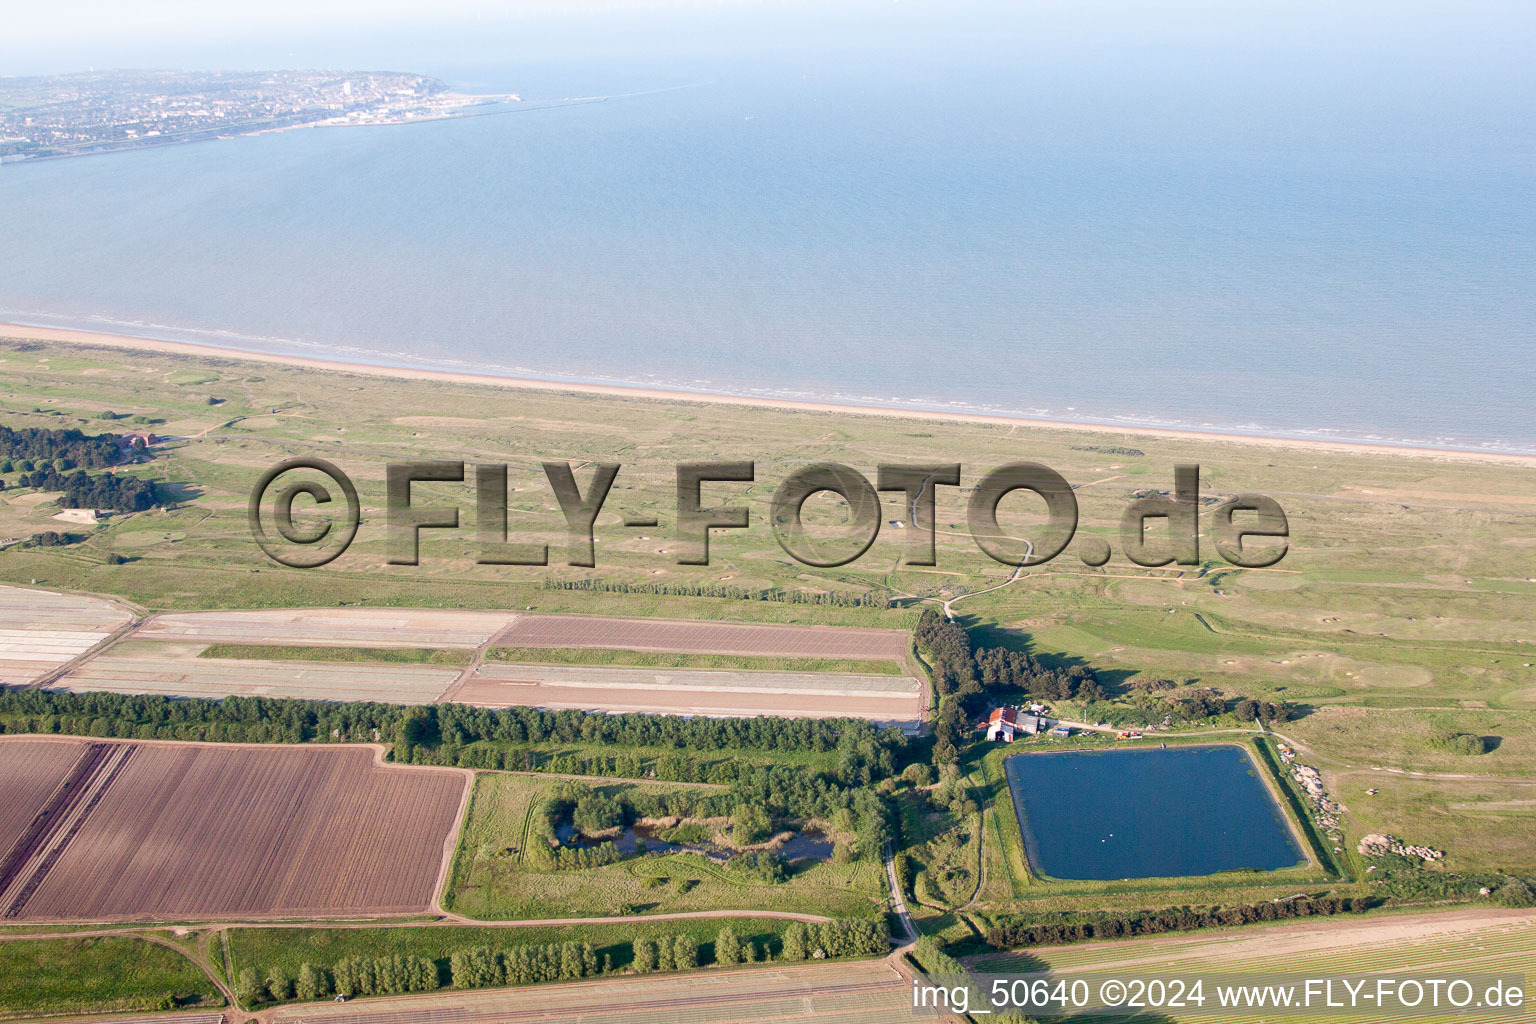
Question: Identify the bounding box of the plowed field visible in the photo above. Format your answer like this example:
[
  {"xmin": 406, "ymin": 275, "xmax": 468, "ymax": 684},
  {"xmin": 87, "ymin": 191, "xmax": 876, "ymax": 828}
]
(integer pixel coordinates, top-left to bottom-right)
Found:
[{"xmin": 0, "ymin": 737, "xmax": 468, "ymax": 921}]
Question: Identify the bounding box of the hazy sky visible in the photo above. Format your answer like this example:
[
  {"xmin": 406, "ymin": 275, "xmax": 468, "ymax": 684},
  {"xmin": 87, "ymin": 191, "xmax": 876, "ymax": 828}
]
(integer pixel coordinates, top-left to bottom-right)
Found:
[{"xmin": 4, "ymin": 0, "xmax": 1531, "ymax": 87}]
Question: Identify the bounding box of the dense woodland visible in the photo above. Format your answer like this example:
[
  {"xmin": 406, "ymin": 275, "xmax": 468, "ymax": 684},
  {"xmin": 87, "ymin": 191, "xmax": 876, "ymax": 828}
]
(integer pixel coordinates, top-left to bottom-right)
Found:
[
  {"xmin": 0, "ymin": 424, "xmax": 128, "ymax": 468},
  {"xmin": 7, "ymin": 464, "xmax": 163, "ymax": 511},
  {"xmin": 0, "ymin": 424, "xmax": 163, "ymax": 510}
]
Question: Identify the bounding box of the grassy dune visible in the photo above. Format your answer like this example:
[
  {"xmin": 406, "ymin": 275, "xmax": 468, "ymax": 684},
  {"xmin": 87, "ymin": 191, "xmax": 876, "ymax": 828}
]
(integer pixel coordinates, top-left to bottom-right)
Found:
[{"xmin": 2, "ymin": 336, "xmax": 1533, "ymax": 893}]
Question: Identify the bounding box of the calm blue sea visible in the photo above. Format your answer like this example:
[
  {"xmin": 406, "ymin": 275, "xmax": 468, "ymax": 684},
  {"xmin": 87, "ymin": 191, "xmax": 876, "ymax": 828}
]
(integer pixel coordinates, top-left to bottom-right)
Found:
[{"xmin": 1, "ymin": 3, "xmax": 1532, "ymax": 451}]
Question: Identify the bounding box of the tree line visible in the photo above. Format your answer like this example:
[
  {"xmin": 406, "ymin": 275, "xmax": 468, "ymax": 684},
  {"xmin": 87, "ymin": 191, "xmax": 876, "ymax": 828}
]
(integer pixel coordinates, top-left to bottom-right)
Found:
[
  {"xmin": 987, "ymin": 894, "xmax": 1377, "ymax": 949},
  {"xmin": 0, "ymin": 687, "xmax": 903, "ymax": 765},
  {"xmin": 541, "ymin": 577, "xmax": 889, "ymax": 607},
  {"xmin": 451, "ymin": 942, "xmax": 603, "ymax": 987},
  {"xmin": 239, "ymin": 919, "xmax": 889, "ymax": 1006},
  {"xmin": 242, "ymin": 954, "xmax": 439, "ymax": 1005}
]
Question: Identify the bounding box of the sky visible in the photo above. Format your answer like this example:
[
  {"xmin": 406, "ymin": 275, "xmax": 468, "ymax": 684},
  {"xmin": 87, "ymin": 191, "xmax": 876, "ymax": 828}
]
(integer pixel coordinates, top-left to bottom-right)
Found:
[{"xmin": 3, "ymin": 0, "xmax": 1531, "ymax": 89}]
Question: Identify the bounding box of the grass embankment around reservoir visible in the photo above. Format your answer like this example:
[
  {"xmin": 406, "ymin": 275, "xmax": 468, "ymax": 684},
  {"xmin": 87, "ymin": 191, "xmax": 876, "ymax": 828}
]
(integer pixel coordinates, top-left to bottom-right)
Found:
[
  {"xmin": 0, "ymin": 934, "xmax": 223, "ymax": 1019},
  {"xmin": 971, "ymin": 736, "xmax": 1340, "ymax": 916}
]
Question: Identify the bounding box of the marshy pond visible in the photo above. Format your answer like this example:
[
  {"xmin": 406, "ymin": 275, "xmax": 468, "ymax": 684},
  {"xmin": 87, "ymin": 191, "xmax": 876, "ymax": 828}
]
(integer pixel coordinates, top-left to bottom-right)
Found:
[
  {"xmin": 1004, "ymin": 745, "xmax": 1306, "ymax": 881},
  {"xmin": 554, "ymin": 821, "xmax": 834, "ymax": 864}
]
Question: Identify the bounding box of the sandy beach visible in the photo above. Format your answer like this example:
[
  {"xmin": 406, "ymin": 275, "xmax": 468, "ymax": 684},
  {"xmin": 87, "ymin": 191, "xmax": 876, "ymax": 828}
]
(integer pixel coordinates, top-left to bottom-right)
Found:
[{"xmin": 2, "ymin": 321, "xmax": 1531, "ymax": 465}]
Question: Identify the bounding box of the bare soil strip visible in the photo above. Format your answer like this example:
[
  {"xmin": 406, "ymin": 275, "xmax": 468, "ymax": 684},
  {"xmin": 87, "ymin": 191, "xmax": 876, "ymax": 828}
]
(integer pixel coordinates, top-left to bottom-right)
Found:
[
  {"xmin": 58, "ymin": 655, "xmax": 463, "ymax": 704},
  {"xmin": 137, "ymin": 609, "xmax": 520, "ymax": 650},
  {"xmin": 0, "ymin": 585, "xmax": 134, "ymax": 686},
  {"xmin": 457, "ymin": 663, "xmax": 925, "ymax": 724},
  {"xmin": 494, "ymin": 614, "xmax": 910, "ymax": 660}
]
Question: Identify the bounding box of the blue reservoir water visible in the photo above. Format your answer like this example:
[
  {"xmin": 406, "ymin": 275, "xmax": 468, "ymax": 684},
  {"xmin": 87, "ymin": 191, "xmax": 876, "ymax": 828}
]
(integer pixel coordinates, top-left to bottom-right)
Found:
[
  {"xmin": 1004, "ymin": 745, "xmax": 1306, "ymax": 881},
  {"xmin": 0, "ymin": 3, "xmax": 1531, "ymax": 451}
]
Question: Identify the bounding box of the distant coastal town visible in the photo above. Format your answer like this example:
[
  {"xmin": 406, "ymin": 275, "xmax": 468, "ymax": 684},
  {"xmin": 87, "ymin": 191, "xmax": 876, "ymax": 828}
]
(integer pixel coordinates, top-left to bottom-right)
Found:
[{"xmin": 0, "ymin": 69, "xmax": 518, "ymax": 162}]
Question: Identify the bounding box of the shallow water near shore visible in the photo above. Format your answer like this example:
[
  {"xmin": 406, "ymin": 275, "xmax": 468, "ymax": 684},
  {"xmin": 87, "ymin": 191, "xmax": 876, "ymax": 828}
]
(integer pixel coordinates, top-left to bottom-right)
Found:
[{"xmin": 1, "ymin": 4, "xmax": 1531, "ymax": 452}]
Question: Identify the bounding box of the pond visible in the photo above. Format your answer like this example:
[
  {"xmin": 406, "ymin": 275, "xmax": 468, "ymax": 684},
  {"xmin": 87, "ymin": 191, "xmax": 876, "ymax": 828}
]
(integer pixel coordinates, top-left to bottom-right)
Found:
[
  {"xmin": 554, "ymin": 823, "xmax": 833, "ymax": 864},
  {"xmin": 1003, "ymin": 745, "xmax": 1306, "ymax": 881}
]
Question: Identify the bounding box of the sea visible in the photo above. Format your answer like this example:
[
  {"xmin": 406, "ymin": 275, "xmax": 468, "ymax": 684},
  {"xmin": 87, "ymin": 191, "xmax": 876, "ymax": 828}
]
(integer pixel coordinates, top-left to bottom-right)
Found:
[{"xmin": 1, "ymin": 2, "xmax": 1532, "ymax": 452}]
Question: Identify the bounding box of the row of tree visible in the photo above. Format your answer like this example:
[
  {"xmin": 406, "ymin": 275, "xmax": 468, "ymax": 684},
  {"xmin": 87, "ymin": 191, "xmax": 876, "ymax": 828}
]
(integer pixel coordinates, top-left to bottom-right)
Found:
[
  {"xmin": 987, "ymin": 894, "xmax": 1376, "ymax": 948},
  {"xmin": 238, "ymin": 918, "xmax": 893, "ymax": 1008},
  {"xmin": 632, "ymin": 934, "xmax": 702, "ymax": 972},
  {"xmin": 241, "ymin": 954, "xmax": 439, "ymax": 1005},
  {"xmin": 416, "ymin": 701, "xmax": 905, "ymax": 761},
  {"xmin": 451, "ymin": 942, "xmax": 602, "ymax": 987},
  {"xmin": 541, "ymin": 578, "xmax": 889, "ymax": 607},
  {"xmin": 0, "ymin": 688, "xmax": 902, "ymax": 762}
]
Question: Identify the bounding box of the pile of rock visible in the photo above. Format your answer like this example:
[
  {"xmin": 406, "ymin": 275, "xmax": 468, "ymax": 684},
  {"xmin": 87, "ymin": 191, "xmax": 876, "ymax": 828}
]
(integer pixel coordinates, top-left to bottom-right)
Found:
[
  {"xmin": 1277, "ymin": 746, "xmax": 1343, "ymax": 843},
  {"xmin": 1357, "ymin": 833, "xmax": 1444, "ymax": 862}
]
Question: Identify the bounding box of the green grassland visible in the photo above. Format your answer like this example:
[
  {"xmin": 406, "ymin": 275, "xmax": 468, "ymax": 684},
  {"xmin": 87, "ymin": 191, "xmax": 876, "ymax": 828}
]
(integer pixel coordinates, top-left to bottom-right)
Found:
[
  {"xmin": 899, "ymin": 791, "xmax": 985, "ymax": 912},
  {"xmin": 485, "ymin": 646, "xmax": 902, "ymax": 675},
  {"xmin": 1332, "ymin": 773, "xmax": 1536, "ymax": 875},
  {"xmin": 0, "ymin": 935, "xmax": 222, "ymax": 1018},
  {"xmin": 199, "ymin": 642, "xmax": 474, "ymax": 665},
  {"xmin": 445, "ymin": 772, "xmax": 885, "ymax": 921},
  {"xmin": 3, "ymin": 336, "xmax": 1535, "ymax": 911}
]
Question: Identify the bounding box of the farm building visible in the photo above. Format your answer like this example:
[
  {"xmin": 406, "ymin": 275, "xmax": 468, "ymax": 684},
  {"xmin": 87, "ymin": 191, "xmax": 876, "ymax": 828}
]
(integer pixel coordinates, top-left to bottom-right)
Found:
[
  {"xmin": 986, "ymin": 708, "xmax": 1046, "ymax": 741},
  {"xmin": 1049, "ymin": 724, "xmax": 1072, "ymax": 738}
]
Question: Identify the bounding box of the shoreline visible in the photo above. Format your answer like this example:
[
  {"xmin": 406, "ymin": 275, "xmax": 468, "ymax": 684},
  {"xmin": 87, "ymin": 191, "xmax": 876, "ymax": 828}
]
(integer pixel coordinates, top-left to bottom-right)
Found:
[{"xmin": 2, "ymin": 321, "xmax": 1531, "ymax": 466}]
